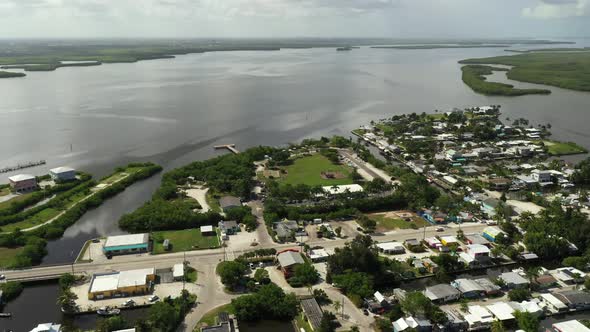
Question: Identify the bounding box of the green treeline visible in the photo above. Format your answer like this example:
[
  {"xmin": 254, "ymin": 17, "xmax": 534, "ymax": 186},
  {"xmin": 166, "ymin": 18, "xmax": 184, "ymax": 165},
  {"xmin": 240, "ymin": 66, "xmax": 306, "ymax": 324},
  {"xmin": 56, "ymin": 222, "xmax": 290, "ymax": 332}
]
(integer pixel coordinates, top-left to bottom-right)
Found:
[
  {"xmin": 460, "ymin": 65, "xmax": 551, "ymax": 96},
  {"xmin": 1, "ymin": 61, "xmax": 102, "ymax": 72},
  {"xmin": 460, "ymin": 51, "xmax": 590, "ymax": 92},
  {"xmin": 0, "ymin": 70, "xmax": 25, "ymax": 78},
  {"xmin": 119, "ymin": 147, "xmax": 277, "ymax": 233},
  {"xmin": 0, "ymin": 163, "xmax": 161, "ymax": 268},
  {"xmin": 372, "ymin": 45, "xmax": 508, "ymax": 50}
]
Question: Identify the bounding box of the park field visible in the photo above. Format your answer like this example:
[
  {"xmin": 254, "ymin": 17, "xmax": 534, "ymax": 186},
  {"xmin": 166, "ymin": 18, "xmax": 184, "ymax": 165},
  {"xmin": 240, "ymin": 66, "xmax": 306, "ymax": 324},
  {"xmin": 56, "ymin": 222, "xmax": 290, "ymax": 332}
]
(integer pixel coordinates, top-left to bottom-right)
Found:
[
  {"xmin": 543, "ymin": 140, "xmax": 588, "ymax": 156},
  {"xmin": 369, "ymin": 212, "xmax": 429, "ymax": 232},
  {"xmin": 0, "ymin": 247, "xmax": 24, "ymax": 268},
  {"xmin": 279, "ymin": 154, "xmax": 354, "ymax": 187},
  {"xmin": 152, "ymin": 228, "xmax": 220, "ymax": 254},
  {"xmin": 460, "ymin": 51, "xmax": 590, "ymax": 93}
]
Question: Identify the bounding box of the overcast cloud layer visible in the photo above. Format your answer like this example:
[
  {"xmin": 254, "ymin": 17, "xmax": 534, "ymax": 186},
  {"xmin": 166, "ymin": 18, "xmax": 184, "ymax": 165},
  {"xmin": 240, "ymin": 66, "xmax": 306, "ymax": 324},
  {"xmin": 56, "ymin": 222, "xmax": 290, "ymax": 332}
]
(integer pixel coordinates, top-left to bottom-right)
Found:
[{"xmin": 0, "ymin": 0, "xmax": 588, "ymax": 38}]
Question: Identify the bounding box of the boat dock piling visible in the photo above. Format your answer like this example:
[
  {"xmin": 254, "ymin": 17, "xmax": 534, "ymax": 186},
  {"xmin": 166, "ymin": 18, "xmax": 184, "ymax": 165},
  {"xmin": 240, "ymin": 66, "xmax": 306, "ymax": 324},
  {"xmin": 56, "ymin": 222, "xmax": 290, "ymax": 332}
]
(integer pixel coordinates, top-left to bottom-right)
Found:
[
  {"xmin": 214, "ymin": 144, "xmax": 240, "ymax": 154},
  {"xmin": 0, "ymin": 160, "xmax": 46, "ymax": 174}
]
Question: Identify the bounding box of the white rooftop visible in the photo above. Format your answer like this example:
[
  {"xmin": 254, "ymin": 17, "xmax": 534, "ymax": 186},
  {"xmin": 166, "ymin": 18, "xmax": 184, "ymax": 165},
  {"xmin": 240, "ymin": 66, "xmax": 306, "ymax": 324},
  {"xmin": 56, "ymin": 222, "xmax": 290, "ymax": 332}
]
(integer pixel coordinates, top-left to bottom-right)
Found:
[
  {"xmin": 104, "ymin": 233, "xmax": 149, "ymax": 248},
  {"xmin": 377, "ymin": 241, "xmax": 405, "ymax": 251},
  {"xmin": 30, "ymin": 323, "xmax": 62, "ymax": 332},
  {"xmin": 118, "ymin": 268, "xmax": 154, "ymax": 288},
  {"xmin": 309, "ymin": 249, "xmax": 329, "ymax": 259},
  {"xmin": 440, "ymin": 235, "xmax": 458, "ymax": 243},
  {"xmin": 8, "ymin": 174, "xmax": 35, "ymax": 182},
  {"xmin": 486, "ymin": 302, "xmax": 515, "ymax": 321},
  {"xmin": 321, "ymin": 184, "xmax": 364, "ymax": 195},
  {"xmin": 540, "ymin": 293, "xmax": 568, "ymax": 310},
  {"xmin": 466, "ymin": 244, "xmax": 490, "ymax": 255},
  {"xmin": 173, "ymin": 263, "xmax": 184, "ymax": 278},
  {"xmin": 553, "ymin": 320, "xmax": 590, "ymax": 332},
  {"xmin": 90, "ymin": 268, "xmax": 154, "ymax": 293},
  {"xmin": 50, "ymin": 166, "xmax": 75, "ymax": 174},
  {"xmin": 200, "ymin": 225, "xmax": 214, "ymax": 233},
  {"xmin": 90, "ymin": 273, "xmax": 120, "ymax": 293}
]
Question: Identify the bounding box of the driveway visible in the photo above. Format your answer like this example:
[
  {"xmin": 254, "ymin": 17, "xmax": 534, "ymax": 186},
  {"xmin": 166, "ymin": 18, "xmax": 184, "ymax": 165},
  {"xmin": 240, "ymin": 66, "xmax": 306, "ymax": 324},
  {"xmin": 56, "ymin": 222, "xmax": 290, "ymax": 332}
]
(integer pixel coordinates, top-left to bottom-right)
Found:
[{"xmin": 185, "ymin": 186, "xmax": 211, "ymax": 212}]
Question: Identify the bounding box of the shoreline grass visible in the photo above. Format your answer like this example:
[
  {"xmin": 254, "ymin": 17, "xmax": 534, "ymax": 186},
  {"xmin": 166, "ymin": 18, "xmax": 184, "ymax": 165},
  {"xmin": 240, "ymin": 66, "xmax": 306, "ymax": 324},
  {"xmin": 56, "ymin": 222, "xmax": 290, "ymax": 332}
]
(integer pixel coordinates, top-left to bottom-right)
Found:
[
  {"xmin": 460, "ymin": 65, "xmax": 551, "ymax": 96},
  {"xmin": 543, "ymin": 140, "xmax": 588, "ymax": 156},
  {"xmin": 460, "ymin": 52, "xmax": 590, "ymax": 92},
  {"xmin": 0, "ymin": 70, "xmax": 26, "ymax": 78}
]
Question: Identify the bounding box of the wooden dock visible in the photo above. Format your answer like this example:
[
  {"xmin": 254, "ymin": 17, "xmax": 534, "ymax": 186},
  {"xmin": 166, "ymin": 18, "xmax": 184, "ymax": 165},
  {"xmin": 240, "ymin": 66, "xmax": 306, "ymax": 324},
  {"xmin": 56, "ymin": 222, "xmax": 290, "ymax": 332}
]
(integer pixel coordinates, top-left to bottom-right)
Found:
[{"xmin": 214, "ymin": 144, "xmax": 240, "ymax": 154}]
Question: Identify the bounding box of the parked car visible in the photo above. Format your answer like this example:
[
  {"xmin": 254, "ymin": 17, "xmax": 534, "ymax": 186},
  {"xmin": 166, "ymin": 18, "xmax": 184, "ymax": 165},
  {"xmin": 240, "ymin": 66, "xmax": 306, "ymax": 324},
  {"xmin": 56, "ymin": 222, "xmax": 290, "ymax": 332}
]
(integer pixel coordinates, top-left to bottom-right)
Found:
[
  {"xmin": 91, "ymin": 238, "xmax": 100, "ymax": 243},
  {"xmin": 249, "ymin": 263, "xmax": 255, "ymax": 269},
  {"xmin": 148, "ymin": 295, "xmax": 159, "ymax": 302},
  {"xmin": 0, "ymin": 274, "xmax": 5, "ymax": 280},
  {"xmin": 123, "ymin": 299, "xmax": 135, "ymax": 307},
  {"xmin": 436, "ymin": 227, "xmax": 445, "ymax": 232}
]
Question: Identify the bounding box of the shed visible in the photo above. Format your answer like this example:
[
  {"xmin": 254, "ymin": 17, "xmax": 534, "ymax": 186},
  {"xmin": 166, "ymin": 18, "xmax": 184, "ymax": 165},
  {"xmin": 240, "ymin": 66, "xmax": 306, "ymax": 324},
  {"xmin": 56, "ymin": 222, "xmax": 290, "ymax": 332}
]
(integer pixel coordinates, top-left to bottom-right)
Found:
[
  {"xmin": 200, "ymin": 225, "xmax": 215, "ymax": 235},
  {"xmin": 173, "ymin": 263, "xmax": 184, "ymax": 280}
]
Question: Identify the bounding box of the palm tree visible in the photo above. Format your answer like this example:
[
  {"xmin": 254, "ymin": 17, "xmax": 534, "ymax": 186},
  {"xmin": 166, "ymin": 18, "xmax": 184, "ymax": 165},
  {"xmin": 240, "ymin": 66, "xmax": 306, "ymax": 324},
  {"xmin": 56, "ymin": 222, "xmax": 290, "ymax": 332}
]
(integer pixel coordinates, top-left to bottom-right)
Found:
[
  {"xmin": 525, "ymin": 266, "xmax": 541, "ymax": 284},
  {"xmin": 333, "ymin": 300, "xmax": 342, "ymax": 317}
]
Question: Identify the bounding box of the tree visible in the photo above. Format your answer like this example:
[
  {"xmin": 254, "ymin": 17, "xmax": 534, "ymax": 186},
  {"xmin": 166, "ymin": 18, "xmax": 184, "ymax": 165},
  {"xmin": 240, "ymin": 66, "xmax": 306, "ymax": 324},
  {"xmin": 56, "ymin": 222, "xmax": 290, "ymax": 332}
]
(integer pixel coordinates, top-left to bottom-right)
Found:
[
  {"xmin": 514, "ymin": 311, "xmax": 539, "ymax": 332},
  {"xmin": 292, "ymin": 262, "xmax": 320, "ymax": 286},
  {"xmin": 401, "ymin": 292, "xmax": 432, "ymax": 317},
  {"xmin": 333, "ymin": 300, "xmax": 342, "ymax": 318},
  {"xmin": 0, "ymin": 281, "xmax": 23, "ymax": 302},
  {"xmin": 491, "ymin": 320, "xmax": 506, "ymax": 332},
  {"xmin": 97, "ymin": 316, "xmax": 128, "ymax": 332},
  {"xmin": 57, "ymin": 288, "xmax": 78, "ymax": 314},
  {"xmin": 335, "ymin": 226, "xmax": 342, "ymax": 238},
  {"xmin": 148, "ymin": 301, "xmax": 177, "ymax": 331},
  {"xmin": 508, "ymin": 288, "xmax": 531, "ymax": 302},
  {"xmin": 216, "ymin": 261, "xmax": 247, "ymax": 290},
  {"xmin": 313, "ymin": 288, "xmax": 331, "ymax": 305},
  {"xmin": 254, "ymin": 268, "xmax": 269, "ymax": 283},
  {"xmin": 318, "ymin": 311, "xmax": 338, "ymax": 332},
  {"xmin": 232, "ymin": 283, "xmax": 298, "ymax": 322}
]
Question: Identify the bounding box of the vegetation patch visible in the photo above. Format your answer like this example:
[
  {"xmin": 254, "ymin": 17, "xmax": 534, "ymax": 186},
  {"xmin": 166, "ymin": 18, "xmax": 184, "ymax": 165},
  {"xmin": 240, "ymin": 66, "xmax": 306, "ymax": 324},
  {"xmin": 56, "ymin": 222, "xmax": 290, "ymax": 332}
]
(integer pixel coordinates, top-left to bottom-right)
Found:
[
  {"xmin": 152, "ymin": 228, "xmax": 220, "ymax": 254},
  {"xmin": 543, "ymin": 140, "xmax": 588, "ymax": 156},
  {"xmin": 460, "ymin": 65, "xmax": 551, "ymax": 96},
  {"xmin": 280, "ymin": 154, "xmax": 353, "ymax": 186},
  {"xmin": 197, "ymin": 303, "xmax": 235, "ymax": 328},
  {"xmin": 369, "ymin": 212, "xmax": 429, "ymax": 231},
  {"xmin": 460, "ymin": 51, "xmax": 590, "ymax": 92},
  {"xmin": 0, "ymin": 70, "xmax": 25, "ymax": 78},
  {"xmin": 0, "ymin": 246, "xmax": 24, "ymax": 268}
]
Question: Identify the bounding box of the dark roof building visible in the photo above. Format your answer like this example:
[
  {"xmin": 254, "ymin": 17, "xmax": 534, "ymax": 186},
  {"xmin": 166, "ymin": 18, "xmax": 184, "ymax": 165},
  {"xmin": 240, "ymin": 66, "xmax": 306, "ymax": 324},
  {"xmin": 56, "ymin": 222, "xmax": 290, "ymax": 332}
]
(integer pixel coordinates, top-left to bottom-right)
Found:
[
  {"xmin": 219, "ymin": 196, "xmax": 241, "ymax": 212},
  {"xmin": 300, "ymin": 297, "xmax": 323, "ymax": 330},
  {"xmin": 554, "ymin": 290, "xmax": 590, "ymax": 310}
]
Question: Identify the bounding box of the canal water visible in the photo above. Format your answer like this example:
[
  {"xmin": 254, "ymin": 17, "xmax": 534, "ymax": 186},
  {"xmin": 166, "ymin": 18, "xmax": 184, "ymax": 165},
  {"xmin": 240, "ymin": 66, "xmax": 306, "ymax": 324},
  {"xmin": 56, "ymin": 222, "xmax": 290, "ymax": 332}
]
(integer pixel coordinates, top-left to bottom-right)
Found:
[{"xmin": 1, "ymin": 39, "xmax": 589, "ymax": 329}]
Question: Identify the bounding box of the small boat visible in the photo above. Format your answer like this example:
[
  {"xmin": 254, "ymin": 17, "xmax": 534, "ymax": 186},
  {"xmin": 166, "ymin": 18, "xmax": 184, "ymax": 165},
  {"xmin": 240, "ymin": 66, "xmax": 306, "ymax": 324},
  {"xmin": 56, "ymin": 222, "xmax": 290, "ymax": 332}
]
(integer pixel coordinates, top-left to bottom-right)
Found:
[
  {"xmin": 97, "ymin": 306, "xmax": 120, "ymax": 316},
  {"xmin": 0, "ymin": 312, "xmax": 12, "ymax": 318}
]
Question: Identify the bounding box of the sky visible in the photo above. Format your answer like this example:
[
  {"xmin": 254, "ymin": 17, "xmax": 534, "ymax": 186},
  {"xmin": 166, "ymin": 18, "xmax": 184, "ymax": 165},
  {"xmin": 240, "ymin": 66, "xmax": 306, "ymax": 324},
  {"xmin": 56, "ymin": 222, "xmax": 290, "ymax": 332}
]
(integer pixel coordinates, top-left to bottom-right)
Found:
[{"xmin": 0, "ymin": 0, "xmax": 589, "ymax": 39}]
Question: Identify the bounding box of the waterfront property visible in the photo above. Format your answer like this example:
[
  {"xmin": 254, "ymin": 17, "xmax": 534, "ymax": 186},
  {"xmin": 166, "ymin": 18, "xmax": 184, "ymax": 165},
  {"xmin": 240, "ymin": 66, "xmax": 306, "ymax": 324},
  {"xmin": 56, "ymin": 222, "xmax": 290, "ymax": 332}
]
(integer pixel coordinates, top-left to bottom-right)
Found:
[
  {"xmin": 103, "ymin": 233, "xmax": 150, "ymax": 256},
  {"xmin": 88, "ymin": 268, "xmax": 155, "ymax": 300},
  {"xmin": 49, "ymin": 166, "xmax": 76, "ymax": 182},
  {"xmin": 8, "ymin": 174, "xmax": 37, "ymax": 193},
  {"xmin": 552, "ymin": 319, "xmax": 590, "ymax": 332},
  {"xmin": 498, "ymin": 271, "xmax": 529, "ymax": 289},
  {"xmin": 200, "ymin": 311, "xmax": 238, "ymax": 332},
  {"xmin": 424, "ymin": 284, "xmax": 461, "ymax": 303},
  {"xmin": 300, "ymin": 297, "xmax": 323, "ymax": 331},
  {"xmin": 30, "ymin": 323, "xmax": 62, "ymax": 332}
]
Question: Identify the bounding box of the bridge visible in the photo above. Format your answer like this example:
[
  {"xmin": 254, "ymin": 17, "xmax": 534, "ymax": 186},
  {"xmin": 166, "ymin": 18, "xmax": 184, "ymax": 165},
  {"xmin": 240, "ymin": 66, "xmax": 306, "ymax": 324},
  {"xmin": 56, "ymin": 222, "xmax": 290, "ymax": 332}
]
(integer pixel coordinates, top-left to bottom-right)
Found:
[{"xmin": 213, "ymin": 144, "xmax": 240, "ymax": 154}]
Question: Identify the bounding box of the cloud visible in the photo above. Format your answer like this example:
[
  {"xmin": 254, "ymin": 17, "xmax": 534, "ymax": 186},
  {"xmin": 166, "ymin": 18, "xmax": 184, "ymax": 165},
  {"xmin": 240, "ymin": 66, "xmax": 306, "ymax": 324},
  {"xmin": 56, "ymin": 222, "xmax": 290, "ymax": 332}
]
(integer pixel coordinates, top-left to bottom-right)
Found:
[{"xmin": 523, "ymin": 0, "xmax": 589, "ymax": 18}]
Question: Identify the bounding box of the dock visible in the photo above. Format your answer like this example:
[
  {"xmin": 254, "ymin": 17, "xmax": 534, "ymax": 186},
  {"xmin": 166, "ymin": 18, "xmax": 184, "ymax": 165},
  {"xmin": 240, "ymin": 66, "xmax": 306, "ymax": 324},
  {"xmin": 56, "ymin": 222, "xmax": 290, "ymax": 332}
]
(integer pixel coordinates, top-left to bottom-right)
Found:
[
  {"xmin": 214, "ymin": 144, "xmax": 240, "ymax": 154},
  {"xmin": 1, "ymin": 160, "xmax": 46, "ymax": 174}
]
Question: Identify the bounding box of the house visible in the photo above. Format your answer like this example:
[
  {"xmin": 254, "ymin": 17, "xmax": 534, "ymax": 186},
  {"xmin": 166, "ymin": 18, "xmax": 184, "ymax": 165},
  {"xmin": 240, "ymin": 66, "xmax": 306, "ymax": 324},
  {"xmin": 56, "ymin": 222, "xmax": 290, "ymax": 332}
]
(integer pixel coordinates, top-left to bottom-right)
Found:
[
  {"xmin": 554, "ymin": 290, "xmax": 590, "ymax": 311},
  {"xmin": 439, "ymin": 235, "xmax": 458, "ymax": 247},
  {"xmin": 533, "ymin": 274, "xmax": 558, "ymax": 289},
  {"xmin": 88, "ymin": 268, "xmax": 155, "ymax": 300},
  {"xmin": 481, "ymin": 198, "xmax": 500, "ymax": 217},
  {"xmin": 465, "ymin": 244, "xmax": 490, "ymax": 259},
  {"xmin": 173, "ymin": 263, "xmax": 184, "ymax": 281},
  {"xmin": 201, "ymin": 312, "xmax": 237, "ymax": 332},
  {"xmin": 219, "ymin": 220, "xmax": 240, "ymax": 235},
  {"xmin": 103, "ymin": 233, "xmax": 150, "ymax": 256},
  {"xmin": 8, "ymin": 174, "xmax": 37, "ymax": 193},
  {"xmin": 440, "ymin": 308, "xmax": 468, "ymax": 332},
  {"xmin": 531, "ymin": 169, "xmax": 552, "ymax": 184},
  {"xmin": 404, "ymin": 238, "xmax": 422, "ymax": 250},
  {"xmin": 552, "ymin": 320, "xmax": 590, "ymax": 332},
  {"xmin": 463, "ymin": 305, "xmax": 494, "ymax": 331},
  {"xmin": 309, "ymin": 249, "xmax": 330, "ymax": 262},
  {"xmin": 275, "ymin": 220, "xmax": 300, "ymax": 242},
  {"xmin": 377, "ymin": 241, "xmax": 406, "ymax": 255},
  {"xmin": 422, "ymin": 258, "xmax": 439, "ymax": 273},
  {"xmin": 486, "ymin": 302, "xmax": 515, "ymax": 322},
  {"xmin": 552, "ymin": 267, "xmax": 586, "ymax": 284},
  {"xmin": 30, "ymin": 323, "xmax": 62, "ymax": 332},
  {"xmin": 539, "ymin": 293, "xmax": 568, "ymax": 313},
  {"xmin": 487, "ymin": 177, "xmax": 511, "ymax": 191},
  {"xmin": 474, "ymin": 278, "xmax": 502, "ymax": 296},
  {"xmin": 277, "ymin": 250, "xmax": 304, "ymax": 277},
  {"xmin": 452, "ymin": 278, "xmax": 484, "ymax": 298},
  {"xmin": 425, "ymin": 237, "xmax": 442, "ymax": 249},
  {"xmin": 424, "ymin": 284, "xmax": 461, "ymax": 303},
  {"xmin": 219, "ymin": 196, "xmax": 241, "ymax": 212},
  {"xmin": 509, "ymin": 300, "xmax": 543, "ymax": 317},
  {"xmin": 499, "ymin": 272, "xmax": 529, "ymax": 289},
  {"xmin": 200, "ymin": 225, "xmax": 215, "ymax": 235},
  {"xmin": 482, "ymin": 226, "xmax": 504, "ymax": 243},
  {"xmin": 49, "ymin": 166, "xmax": 76, "ymax": 182},
  {"xmin": 464, "ymin": 234, "xmax": 490, "ymax": 246},
  {"xmin": 393, "ymin": 316, "xmax": 432, "ymax": 332},
  {"xmin": 366, "ymin": 291, "xmax": 391, "ymax": 314},
  {"xmin": 300, "ymin": 297, "xmax": 323, "ymax": 331}
]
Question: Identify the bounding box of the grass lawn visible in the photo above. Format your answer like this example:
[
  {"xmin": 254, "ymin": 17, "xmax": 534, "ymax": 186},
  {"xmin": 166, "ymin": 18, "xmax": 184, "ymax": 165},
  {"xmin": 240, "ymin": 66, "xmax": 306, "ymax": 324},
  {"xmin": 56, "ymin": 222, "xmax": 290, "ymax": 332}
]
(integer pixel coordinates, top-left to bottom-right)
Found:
[
  {"xmin": 197, "ymin": 303, "xmax": 235, "ymax": 328},
  {"xmin": 369, "ymin": 213, "xmax": 430, "ymax": 231},
  {"xmin": 206, "ymin": 192, "xmax": 222, "ymax": 213},
  {"xmin": 543, "ymin": 140, "xmax": 588, "ymax": 156},
  {"xmin": 0, "ymin": 192, "xmax": 34, "ymax": 211},
  {"xmin": 186, "ymin": 266, "xmax": 198, "ymax": 283},
  {"xmin": 280, "ymin": 154, "xmax": 353, "ymax": 186},
  {"xmin": 1, "ymin": 207, "xmax": 61, "ymax": 232},
  {"xmin": 0, "ymin": 187, "xmax": 10, "ymax": 197},
  {"xmin": 0, "ymin": 247, "xmax": 24, "ymax": 268},
  {"xmin": 152, "ymin": 228, "xmax": 220, "ymax": 254}
]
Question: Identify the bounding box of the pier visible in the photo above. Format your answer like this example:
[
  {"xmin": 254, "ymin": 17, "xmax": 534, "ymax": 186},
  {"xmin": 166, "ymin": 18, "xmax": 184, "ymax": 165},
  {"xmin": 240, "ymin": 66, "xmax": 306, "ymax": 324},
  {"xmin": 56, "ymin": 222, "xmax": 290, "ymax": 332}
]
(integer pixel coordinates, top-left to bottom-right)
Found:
[
  {"xmin": 214, "ymin": 144, "xmax": 240, "ymax": 154},
  {"xmin": 1, "ymin": 160, "xmax": 46, "ymax": 174}
]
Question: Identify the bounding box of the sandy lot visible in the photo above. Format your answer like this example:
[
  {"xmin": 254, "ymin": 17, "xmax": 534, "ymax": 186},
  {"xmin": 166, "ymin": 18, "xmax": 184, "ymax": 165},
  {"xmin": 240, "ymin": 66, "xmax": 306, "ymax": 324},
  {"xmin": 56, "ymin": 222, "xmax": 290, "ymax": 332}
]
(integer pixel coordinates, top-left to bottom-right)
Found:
[{"xmin": 185, "ymin": 186, "xmax": 211, "ymax": 212}]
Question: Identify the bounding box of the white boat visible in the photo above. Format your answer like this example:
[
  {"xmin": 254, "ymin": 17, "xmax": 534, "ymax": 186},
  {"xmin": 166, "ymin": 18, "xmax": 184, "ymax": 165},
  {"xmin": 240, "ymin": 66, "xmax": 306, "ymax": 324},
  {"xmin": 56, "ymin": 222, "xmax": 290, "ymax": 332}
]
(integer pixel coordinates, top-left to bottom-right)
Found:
[{"xmin": 97, "ymin": 306, "xmax": 121, "ymax": 316}]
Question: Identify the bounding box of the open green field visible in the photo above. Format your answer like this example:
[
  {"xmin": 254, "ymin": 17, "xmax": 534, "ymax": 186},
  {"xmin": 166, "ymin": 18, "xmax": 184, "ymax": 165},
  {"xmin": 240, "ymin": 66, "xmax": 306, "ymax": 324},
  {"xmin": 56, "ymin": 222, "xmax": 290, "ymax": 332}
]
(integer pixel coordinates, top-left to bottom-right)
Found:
[
  {"xmin": 369, "ymin": 213, "xmax": 430, "ymax": 231},
  {"xmin": 460, "ymin": 51, "xmax": 590, "ymax": 92},
  {"xmin": 152, "ymin": 228, "xmax": 220, "ymax": 254},
  {"xmin": 196, "ymin": 303, "xmax": 235, "ymax": 328},
  {"xmin": 280, "ymin": 154, "xmax": 353, "ymax": 186},
  {"xmin": 2, "ymin": 208, "xmax": 61, "ymax": 232},
  {"xmin": 543, "ymin": 140, "xmax": 588, "ymax": 156},
  {"xmin": 460, "ymin": 65, "xmax": 551, "ymax": 96},
  {"xmin": 0, "ymin": 247, "xmax": 24, "ymax": 268},
  {"xmin": 0, "ymin": 192, "xmax": 34, "ymax": 211}
]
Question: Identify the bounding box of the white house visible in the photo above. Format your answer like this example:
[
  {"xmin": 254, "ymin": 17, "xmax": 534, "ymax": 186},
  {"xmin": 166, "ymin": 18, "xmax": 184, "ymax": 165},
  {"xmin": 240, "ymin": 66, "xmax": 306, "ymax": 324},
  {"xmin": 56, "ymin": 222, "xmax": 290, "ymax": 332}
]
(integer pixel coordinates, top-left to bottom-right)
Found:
[{"xmin": 49, "ymin": 166, "xmax": 76, "ymax": 182}]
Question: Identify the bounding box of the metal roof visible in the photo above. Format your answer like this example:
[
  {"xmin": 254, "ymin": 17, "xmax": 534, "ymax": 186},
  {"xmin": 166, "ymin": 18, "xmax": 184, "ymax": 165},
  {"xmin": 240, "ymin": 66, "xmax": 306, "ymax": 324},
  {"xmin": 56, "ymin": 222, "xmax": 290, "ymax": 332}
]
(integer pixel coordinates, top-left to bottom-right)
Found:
[
  {"xmin": 300, "ymin": 297, "xmax": 323, "ymax": 330},
  {"xmin": 277, "ymin": 250, "xmax": 304, "ymax": 267},
  {"xmin": 8, "ymin": 174, "xmax": 35, "ymax": 182},
  {"xmin": 50, "ymin": 166, "xmax": 75, "ymax": 174},
  {"xmin": 104, "ymin": 233, "xmax": 149, "ymax": 248}
]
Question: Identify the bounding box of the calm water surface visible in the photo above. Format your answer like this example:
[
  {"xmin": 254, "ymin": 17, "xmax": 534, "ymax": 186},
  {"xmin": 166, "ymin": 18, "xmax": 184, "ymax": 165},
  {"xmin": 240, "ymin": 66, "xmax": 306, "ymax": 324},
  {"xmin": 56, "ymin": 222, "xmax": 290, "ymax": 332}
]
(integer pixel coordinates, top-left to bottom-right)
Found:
[{"xmin": 1, "ymin": 41, "xmax": 589, "ymax": 330}]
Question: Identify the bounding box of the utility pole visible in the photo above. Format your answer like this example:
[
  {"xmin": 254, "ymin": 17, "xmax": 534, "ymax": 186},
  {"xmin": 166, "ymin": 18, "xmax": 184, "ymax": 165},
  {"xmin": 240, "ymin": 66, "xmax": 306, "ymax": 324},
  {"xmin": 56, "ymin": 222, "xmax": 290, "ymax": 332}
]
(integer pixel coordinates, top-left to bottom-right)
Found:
[{"xmin": 183, "ymin": 251, "xmax": 186, "ymax": 291}]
